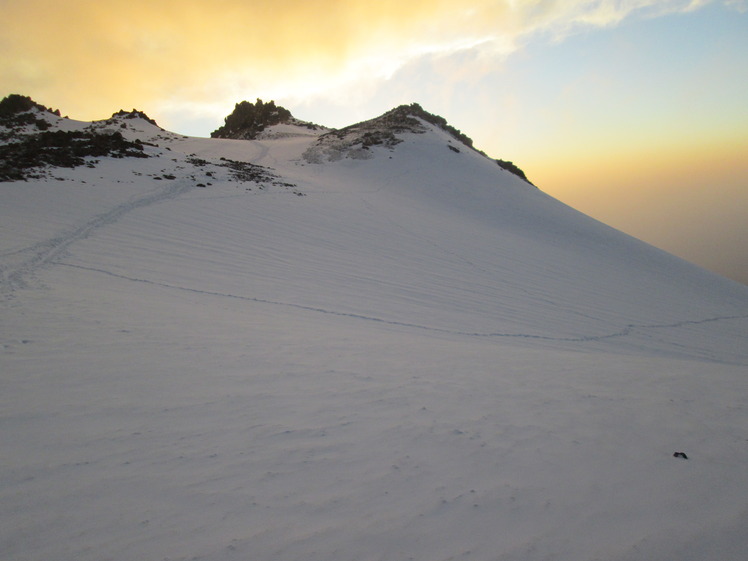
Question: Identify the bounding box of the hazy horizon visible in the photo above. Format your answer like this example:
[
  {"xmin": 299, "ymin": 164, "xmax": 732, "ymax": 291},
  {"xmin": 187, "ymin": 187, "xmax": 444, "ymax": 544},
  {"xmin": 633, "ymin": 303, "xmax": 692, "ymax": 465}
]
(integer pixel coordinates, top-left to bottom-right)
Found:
[{"xmin": 2, "ymin": 0, "xmax": 746, "ymax": 284}]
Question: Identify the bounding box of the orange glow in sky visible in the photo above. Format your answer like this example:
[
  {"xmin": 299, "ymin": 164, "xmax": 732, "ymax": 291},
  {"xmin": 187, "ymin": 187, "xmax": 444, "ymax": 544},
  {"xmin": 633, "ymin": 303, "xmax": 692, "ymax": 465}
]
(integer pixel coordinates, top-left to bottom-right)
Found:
[{"xmin": 2, "ymin": 0, "xmax": 747, "ymax": 283}]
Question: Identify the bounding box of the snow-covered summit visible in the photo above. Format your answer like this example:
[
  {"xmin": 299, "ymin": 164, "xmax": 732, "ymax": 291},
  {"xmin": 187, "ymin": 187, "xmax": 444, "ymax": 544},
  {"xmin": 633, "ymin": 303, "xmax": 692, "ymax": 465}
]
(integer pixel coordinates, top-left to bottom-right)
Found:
[
  {"xmin": 2, "ymin": 93, "xmax": 748, "ymax": 561},
  {"xmin": 301, "ymin": 102, "xmax": 471, "ymax": 162},
  {"xmin": 300, "ymin": 103, "xmax": 532, "ymax": 183}
]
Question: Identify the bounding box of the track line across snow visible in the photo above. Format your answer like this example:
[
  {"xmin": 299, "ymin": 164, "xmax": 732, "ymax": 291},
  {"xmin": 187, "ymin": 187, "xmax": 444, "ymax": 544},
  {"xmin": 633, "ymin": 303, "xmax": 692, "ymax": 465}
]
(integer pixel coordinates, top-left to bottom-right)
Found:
[
  {"xmin": 51, "ymin": 261, "xmax": 748, "ymax": 353},
  {"xmin": 0, "ymin": 179, "xmax": 195, "ymax": 292}
]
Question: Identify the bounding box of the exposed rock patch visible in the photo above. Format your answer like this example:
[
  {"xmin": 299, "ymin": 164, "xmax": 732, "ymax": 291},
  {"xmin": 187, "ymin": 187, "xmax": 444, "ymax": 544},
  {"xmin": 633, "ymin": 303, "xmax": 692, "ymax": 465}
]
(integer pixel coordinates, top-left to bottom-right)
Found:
[
  {"xmin": 496, "ymin": 159, "xmax": 533, "ymax": 185},
  {"xmin": 0, "ymin": 130, "xmax": 149, "ymax": 181},
  {"xmin": 0, "ymin": 94, "xmax": 61, "ymax": 134},
  {"xmin": 211, "ymin": 99, "xmax": 319, "ymax": 140},
  {"xmin": 107, "ymin": 109, "xmax": 161, "ymax": 128}
]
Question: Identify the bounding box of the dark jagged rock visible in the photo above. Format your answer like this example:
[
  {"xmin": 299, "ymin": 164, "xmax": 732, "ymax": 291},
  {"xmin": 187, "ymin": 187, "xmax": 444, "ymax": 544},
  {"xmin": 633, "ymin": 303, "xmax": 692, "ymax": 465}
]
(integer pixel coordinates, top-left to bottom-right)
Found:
[
  {"xmin": 0, "ymin": 130, "xmax": 148, "ymax": 182},
  {"xmin": 211, "ymin": 99, "xmax": 296, "ymax": 140},
  {"xmin": 385, "ymin": 103, "xmax": 476, "ymax": 149},
  {"xmin": 0, "ymin": 96, "xmax": 163, "ymax": 181},
  {"xmin": 109, "ymin": 109, "xmax": 160, "ymax": 128},
  {"xmin": 496, "ymin": 159, "xmax": 533, "ymax": 186},
  {"xmin": 0, "ymin": 94, "xmax": 60, "ymax": 119},
  {"xmin": 0, "ymin": 94, "xmax": 61, "ymax": 132}
]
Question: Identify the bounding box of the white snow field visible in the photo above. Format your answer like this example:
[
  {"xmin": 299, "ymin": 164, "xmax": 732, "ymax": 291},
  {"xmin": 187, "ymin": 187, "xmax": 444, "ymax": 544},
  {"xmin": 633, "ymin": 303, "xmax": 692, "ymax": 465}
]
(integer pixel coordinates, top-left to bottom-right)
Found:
[{"xmin": 2, "ymin": 106, "xmax": 748, "ymax": 561}]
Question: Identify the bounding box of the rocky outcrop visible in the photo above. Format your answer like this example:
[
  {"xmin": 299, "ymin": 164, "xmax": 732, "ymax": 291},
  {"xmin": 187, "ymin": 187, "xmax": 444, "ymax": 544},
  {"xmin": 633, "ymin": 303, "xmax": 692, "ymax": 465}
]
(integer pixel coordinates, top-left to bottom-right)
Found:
[
  {"xmin": 0, "ymin": 94, "xmax": 61, "ymax": 133},
  {"xmin": 211, "ymin": 99, "xmax": 317, "ymax": 140},
  {"xmin": 0, "ymin": 130, "xmax": 149, "ymax": 181},
  {"xmin": 496, "ymin": 159, "xmax": 533, "ymax": 185},
  {"xmin": 0, "ymin": 95, "xmax": 153, "ymax": 181},
  {"xmin": 108, "ymin": 109, "xmax": 160, "ymax": 128}
]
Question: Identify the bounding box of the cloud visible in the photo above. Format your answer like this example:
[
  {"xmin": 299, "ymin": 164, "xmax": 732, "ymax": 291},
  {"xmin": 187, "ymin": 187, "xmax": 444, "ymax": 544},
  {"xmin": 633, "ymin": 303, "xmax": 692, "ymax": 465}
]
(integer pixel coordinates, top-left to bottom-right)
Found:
[{"xmin": 0, "ymin": 0, "xmax": 722, "ymax": 122}]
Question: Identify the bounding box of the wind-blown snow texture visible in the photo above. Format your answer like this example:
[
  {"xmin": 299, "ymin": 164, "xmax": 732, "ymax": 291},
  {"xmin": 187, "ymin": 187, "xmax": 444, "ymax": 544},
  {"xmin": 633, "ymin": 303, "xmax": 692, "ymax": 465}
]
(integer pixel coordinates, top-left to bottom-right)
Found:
[{"xmin": 2, "ymin": 100, "xmax": 748, "ymax": 561}]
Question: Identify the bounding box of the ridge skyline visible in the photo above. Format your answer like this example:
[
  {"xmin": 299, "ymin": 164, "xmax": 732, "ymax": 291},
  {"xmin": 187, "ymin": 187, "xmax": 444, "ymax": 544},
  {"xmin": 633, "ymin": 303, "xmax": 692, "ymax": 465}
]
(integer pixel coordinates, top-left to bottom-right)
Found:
[
  {"xmin": 0, "ymin": 90, "xmax": 745, "ymax": 286},
  {"xmin": 2, "ymin": 77, "xmax": 748, "ymax": 560}
]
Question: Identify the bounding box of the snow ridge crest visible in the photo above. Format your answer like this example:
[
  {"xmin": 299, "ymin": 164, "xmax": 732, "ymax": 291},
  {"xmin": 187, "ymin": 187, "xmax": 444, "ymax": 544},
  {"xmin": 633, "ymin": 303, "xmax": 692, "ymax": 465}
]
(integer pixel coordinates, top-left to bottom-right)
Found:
[{"xmin": 302, "ymin": 103, "xmax": 480, "ymax": 163}]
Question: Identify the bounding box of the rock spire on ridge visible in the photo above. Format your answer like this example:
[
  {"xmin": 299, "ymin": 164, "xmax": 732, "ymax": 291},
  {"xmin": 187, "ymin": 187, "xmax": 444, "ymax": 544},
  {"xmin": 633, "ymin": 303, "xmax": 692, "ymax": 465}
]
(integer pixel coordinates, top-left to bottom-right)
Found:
[{"xmin": 211, "ymin": 99, "xmax": 296, "ymax": 140}]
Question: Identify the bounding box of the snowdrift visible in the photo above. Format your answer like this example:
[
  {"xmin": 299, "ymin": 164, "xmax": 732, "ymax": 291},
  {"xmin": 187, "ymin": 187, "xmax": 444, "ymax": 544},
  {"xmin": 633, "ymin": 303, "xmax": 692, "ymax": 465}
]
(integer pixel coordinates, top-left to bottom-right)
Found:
[{"xmin": 2, "ymin": 98, "xmax": 748, "ymax": 561}]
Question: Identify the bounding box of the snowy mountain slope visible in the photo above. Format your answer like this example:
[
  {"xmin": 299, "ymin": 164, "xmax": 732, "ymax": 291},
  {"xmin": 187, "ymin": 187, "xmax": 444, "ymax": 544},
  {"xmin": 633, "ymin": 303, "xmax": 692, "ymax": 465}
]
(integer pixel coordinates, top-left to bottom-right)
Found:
[{"xmin": 2, "ymin": 98, "xmax": 748, "ymax": 561}]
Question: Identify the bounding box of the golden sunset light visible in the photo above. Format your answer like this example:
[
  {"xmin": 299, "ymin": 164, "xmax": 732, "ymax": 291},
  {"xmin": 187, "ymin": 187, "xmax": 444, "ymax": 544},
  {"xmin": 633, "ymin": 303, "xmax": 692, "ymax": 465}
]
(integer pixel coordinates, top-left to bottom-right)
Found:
[{"xmin": 2, "ymin": 0, "xmax": 747, "ymax": 282}]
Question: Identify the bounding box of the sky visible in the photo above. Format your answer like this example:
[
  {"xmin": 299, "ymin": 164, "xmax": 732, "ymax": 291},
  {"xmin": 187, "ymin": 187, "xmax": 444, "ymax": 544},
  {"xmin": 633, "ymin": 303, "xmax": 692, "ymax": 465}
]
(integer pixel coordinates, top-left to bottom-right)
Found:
[{"xmin": 2, "ymin": 0, "xmax": 747, "ymax": 284}]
